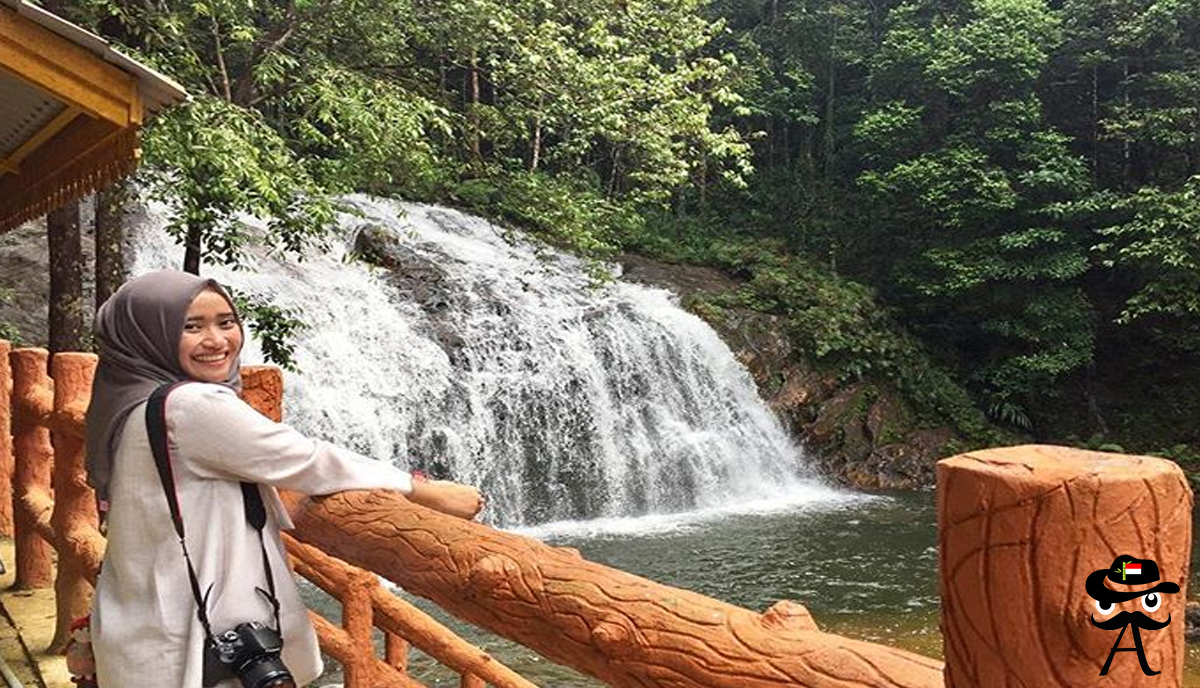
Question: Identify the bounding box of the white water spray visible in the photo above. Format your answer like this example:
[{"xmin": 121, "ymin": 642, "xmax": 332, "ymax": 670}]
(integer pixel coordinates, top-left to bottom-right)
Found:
[{"xmin": 130, "ymin": 196, "xmax": 845, "ymax": 526}]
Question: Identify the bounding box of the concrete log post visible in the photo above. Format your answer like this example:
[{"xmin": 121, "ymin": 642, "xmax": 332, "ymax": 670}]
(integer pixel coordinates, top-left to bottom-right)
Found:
[
  {"xmin": 240, "ymin": 365, "xmax": 282, "ymax": 421},
  {"xmin": 288, "ymin": 490, "xmax": 943, "ymax": 688},
  {"xmin": 10, "ymin": 348, "xmax": 55, "ymax": 589},
  {"xmin": 0, "ymin": 340, "xmax": 13, "ymax": 537},
  {"xmin": 341, "ymin": 570, "xmax": 377, "ymax": 688},
  {"xmin": 939, "ymin": 445, "xmax": 1192, "ymax": 687},
  {"xmin": 48, "ymin": 352, "xmax": 103, "ymax": 652}
]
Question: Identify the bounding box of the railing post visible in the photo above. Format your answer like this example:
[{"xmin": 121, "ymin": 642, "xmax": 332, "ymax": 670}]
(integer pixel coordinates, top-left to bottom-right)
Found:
[
  {"xmin": 240, "ymin": 365, "xmax": 283, "ymax": 421},
  {"xmin": 0, "ymin": 339, "xmax": 13, "ymax": 537},
  {"xmin": 384, "ymin": 633, "xmax": 408, "ymax": 674},
  {"xmin": 10, "ymin": 348, "xmax": 54, "ymax": 589},
  {"xmin": 938, "ymin": 445, "xmax": 1192, "ymax": 687},
  {"xmin": 48, "ymin": 352, "xmax": 101, "ymax": 651},
  {"xmin": 342, "ymin": 569, "xmax": 377, "ymax": 688}
]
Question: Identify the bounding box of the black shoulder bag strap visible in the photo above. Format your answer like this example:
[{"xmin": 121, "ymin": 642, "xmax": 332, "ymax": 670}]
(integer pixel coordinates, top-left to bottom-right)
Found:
[{"xmin": 145, "ymin": 382, "xmax": 282, "ymax": 637}]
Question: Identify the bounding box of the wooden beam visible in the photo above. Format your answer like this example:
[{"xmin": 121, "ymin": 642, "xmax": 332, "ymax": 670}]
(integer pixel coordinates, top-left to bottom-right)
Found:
[
  {"xmin": 0, "ymin": 106, "xmax": 81, "ymax": 173},
  {"xmin": 0, "ymin": 5, "xmax": 137, "ymax": 126}
]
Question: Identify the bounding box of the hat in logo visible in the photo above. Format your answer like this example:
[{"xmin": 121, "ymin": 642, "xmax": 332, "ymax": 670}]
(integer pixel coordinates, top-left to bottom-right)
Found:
[{"xmin": 1085, "ymin": 555, "xmax": 1180, "ymax": 604}]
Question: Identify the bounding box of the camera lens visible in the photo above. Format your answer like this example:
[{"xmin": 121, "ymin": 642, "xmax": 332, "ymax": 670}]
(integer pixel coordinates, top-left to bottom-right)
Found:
[{"xmin": 240, "ymin": 657, "xmax": 294, "ymax": 688}]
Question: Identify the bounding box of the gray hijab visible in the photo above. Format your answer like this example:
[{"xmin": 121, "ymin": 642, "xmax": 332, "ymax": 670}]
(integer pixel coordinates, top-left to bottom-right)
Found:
[{"xmin": 85, "ymin": 269, "xmax": 243, "ymax": 502}]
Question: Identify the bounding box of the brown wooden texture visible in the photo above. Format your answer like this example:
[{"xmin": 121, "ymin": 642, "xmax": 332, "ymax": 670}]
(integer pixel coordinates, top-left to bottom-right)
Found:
[
  {"xmin": 10, "ymin": 348, "xmax": 55, "ymax": 588},
  {"xmin": 240, "ymin": 365, "xmax": 283, "ymax": 421},
  {"xmin": 288, "ymin": 490, "xmax": 944, "ymax": 688},
  {"xmin": 0, "ymin": 340, "xmax": 13, "ymax": 536},
  {"xmin": 938, "ymin": 444, "xmax": 1192, "ymax": 687},
  {"xmin": 285, "ymin": 534, "xmax": 539, "ymax": 688},
  {"xmin": 306, "ymin": 613, "xmax": 421, "ymax": 688},
  {"xmin": 48, "ymin": 353, "xmax": 103, "ymax": 650}
]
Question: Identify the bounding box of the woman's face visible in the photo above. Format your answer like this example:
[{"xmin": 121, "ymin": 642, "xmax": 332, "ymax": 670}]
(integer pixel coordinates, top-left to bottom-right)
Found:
[{"xmin": 178, "ymin": 289, "xmax": 243, "ymax": 382}]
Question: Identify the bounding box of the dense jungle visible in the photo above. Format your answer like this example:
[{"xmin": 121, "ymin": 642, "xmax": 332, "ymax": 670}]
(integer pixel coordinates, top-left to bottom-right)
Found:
[{"xmin": 5, "ymin": 0, "xmax": 1200, "ymax": 484}]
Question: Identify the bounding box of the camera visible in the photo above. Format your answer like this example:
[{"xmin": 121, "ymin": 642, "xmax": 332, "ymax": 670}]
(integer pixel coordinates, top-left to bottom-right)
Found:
[{"xmin": 202, "ymin": 621, "xmax": 295, "ymax": 688}]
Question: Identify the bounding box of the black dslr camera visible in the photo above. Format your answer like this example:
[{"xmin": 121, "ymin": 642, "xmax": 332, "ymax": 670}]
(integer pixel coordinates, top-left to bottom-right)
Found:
[{"xmin": 202, "ymin": 621, "xmax": 295, "ymax": 688}]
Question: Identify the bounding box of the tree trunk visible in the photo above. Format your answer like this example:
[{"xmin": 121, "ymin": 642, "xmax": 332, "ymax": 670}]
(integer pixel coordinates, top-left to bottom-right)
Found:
[
  {"xmin": 94, "ymin": 182, "xmax": 131, "ymax": 308},
  {"xmin": 288, "ymin": 490, "xmax": 944, "ymax": 688},
  {"xmin": 47, "ymin": 202, "xmax": 85, "ymax": 353},
  {"xmin": 529, "ymin": 95, "xmax": 543, "ymax": 172},
  {"xmin": 468, "ymin": 50, "xmax": 482, "ymax": 164},
  {"xmin": 183, "ymin": 223, "xmax": 202, "ymax": 275}
]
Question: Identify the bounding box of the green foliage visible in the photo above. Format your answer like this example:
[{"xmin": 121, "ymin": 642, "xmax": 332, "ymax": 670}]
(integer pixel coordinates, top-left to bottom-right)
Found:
[
  {"xmin": 143, "ymin": 96, "xmax": 338, "ymax": 268},
  {"xmin": 452, "ymin": 168, "xmax": 644, "ymax": 262},
  {"xmin": 642, "ymin": 230, "xmax": 999, "ymax": 442},
  {"xmin": 1095, "ymin": 176, "xmax": 1200, "ymax": 328},
  {"xmin": 226, "ymin": 289, "xmax": 307, "ymax": 372}
]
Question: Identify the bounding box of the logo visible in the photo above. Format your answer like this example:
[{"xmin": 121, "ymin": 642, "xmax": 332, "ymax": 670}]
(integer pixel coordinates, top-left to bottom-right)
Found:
[{"xmin": 1086, "ymin": 555, "xmax": 1179, "ymax": 676}]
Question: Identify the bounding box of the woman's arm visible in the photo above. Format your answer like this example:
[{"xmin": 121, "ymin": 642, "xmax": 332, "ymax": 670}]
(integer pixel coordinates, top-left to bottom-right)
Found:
[
  {"xmin": 408, "ymin": 479, "xmax": 485, "ymax": 520},
  {"xmin": 168, "ymin": 384, "xmax": 483, "ymax": 519}
]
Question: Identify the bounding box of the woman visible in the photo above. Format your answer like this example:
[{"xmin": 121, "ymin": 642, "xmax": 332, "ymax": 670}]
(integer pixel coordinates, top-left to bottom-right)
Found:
[{"xmin": 84, "ymin": 269, "xmax": 482, "ymax": 687}]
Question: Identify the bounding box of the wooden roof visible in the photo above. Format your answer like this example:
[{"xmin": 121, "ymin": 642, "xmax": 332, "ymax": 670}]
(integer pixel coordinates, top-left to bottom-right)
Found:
[{"xmin": 0, "ymin": 0, "xmax": 186, "ymax": 232}]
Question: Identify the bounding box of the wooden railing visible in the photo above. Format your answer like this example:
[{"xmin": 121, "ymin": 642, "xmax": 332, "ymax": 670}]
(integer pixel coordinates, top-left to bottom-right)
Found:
[
  {"xmin": 2, "ymin": 339, "xmax": 1191, "ymax": 687},
  {"xmin": 0, "ymin": 341, "xmax": 535, "ymax": 686}
]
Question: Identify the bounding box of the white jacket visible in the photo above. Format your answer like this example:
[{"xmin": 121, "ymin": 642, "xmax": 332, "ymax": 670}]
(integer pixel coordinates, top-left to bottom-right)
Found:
[{"xmin": 93, "ymin": 382, "xmax": 412, "ymax": 687}]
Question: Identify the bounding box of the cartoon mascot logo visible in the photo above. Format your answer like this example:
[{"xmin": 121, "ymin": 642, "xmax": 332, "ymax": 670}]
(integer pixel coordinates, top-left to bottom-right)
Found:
[{"xmin": 1086, "ymin": 554, "xmax": 1179, "ymax": 676}]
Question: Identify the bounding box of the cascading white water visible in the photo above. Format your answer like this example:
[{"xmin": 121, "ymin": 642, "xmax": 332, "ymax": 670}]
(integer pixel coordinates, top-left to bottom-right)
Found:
[{"xmin": 130, "ymin": 195, "xmax": 847, "ymax": 526}]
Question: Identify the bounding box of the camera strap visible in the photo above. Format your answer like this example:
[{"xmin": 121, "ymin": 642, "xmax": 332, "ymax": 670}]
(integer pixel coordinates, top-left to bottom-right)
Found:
[{"xmin": 146, "ymin": 382, "xmax": 283, "ymax": 642}]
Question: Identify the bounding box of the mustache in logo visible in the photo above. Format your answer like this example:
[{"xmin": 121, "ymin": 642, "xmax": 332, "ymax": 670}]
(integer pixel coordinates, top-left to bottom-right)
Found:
[{"xmin": 1090, "ymin": 610, "xmax": 1172, "ymax": 631}]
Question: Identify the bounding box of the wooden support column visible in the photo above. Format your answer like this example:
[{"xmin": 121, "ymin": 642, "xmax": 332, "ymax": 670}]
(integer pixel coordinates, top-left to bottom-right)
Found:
[
  {"xmin": 10, "ymin": 348, "xmax": 55, "ymax": 589},
  {"xmin": 939, "ymin": 445, "xmax": 1192, "ymax": 687},
  {"xmin": 342, "ymin": 570, "xmax": 377, "ymax": 688},
  {"xmin": 48, "ymin": 352, "xmax": 103, "ymax": 651},
  {"xmin": 0, "ymin": 340, "xmax": 13, "ymax": 537}
]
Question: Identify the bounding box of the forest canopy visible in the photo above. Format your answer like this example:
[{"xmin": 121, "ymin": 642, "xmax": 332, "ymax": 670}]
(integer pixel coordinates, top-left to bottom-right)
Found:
[{"xmin": 47, "ymin": 0, "xmax": 1200, "ymax": 455}]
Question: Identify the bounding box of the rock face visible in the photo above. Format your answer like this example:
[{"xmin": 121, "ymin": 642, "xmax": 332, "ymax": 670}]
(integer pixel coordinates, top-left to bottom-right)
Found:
[
  {"xmin": 619, "ymin": 253, "xmax": 960, "ymax": 489},
  {"xmin": 0, "ymin": 215, "xmax": 97, "ymax": 347}
]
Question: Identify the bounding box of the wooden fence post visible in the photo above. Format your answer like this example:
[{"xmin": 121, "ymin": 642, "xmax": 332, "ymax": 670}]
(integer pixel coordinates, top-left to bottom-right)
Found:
[
  {"xmin": 0, "ymin": 340, "xmax": 13, "ymax": 537},
  {"xmin": 939, "ymin": 445, "xmax": 1192, "ymax": 687},
  {"xmin": 240, "ymin": 365, "xmax": 283, "ymax": 421},
  {"xmin": 342, "ymin": 570, "xmax": 377, "ymax": 688},
  {"xmin": 48, "ymin": 352, "xmax": 101, "ymax": 651},
  {"xmin": 10, "ymin": 348, "xmax": 54, "ymax": 589}
]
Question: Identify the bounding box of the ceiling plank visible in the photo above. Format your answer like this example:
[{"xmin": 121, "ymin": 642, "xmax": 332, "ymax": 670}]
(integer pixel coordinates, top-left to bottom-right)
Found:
[{"xmin": 1, "ymin": 105, "xmax": 81, "ymax": 172}]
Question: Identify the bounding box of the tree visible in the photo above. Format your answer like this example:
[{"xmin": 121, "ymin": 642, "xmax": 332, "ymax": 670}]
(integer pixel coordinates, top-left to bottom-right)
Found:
[{"xmin": 853, "ymin": 0, "xmax": 1094, "ymax": 425}]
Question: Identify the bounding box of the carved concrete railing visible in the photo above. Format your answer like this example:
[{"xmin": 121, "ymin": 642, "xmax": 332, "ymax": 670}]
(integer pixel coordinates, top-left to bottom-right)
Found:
[{"xmin": 1, "ymin": 339, "xmax": 1192, "ymax": 687}]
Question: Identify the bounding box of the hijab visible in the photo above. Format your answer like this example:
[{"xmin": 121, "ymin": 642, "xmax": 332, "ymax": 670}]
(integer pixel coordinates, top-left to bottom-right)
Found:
[{"xmin": 85, "ymin": 269, "xmax": 243, "ymax": 501}]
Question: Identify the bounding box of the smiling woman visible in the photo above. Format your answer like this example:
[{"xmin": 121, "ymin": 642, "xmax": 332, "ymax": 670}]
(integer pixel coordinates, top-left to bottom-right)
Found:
[
  {"xmin": 179, "ymin": 289, "xmax": 244, "ymax": 383},
  {"xmin": 83, "ymin": 269, "xmax": 484, "ymax": 688}
]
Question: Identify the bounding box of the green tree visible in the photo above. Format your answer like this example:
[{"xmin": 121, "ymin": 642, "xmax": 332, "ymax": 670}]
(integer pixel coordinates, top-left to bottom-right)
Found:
[{"xmin": 854, "ymin": 0, "xmax": 1094, "ymax": 425}]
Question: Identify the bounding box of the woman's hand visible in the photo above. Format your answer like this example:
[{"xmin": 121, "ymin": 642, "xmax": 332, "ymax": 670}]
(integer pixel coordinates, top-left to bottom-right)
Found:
[{"xmin": 407, "ymin": 479, "xmax": 485, "ymax": 520}]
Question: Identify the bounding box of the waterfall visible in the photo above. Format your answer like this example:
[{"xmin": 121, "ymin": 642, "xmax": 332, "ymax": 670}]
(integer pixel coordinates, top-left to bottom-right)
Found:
[{"xmin": 130, "ymin": 196, "xmax": 845, "ymax": 527}]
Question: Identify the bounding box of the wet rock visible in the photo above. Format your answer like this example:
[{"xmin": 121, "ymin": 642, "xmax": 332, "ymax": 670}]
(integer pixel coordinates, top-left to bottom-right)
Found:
[
  {"xmin": 618, "ymin": 252, "xmax": 960, "ymax": 490},
  {"xmin": 1186, "ymin": 600, "xmax": 1200, "ymax": 643}
]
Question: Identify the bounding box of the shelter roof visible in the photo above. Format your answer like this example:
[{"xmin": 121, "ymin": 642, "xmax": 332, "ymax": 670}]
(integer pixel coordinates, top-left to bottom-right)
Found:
[{"xmin": 0, "ymin": 0, "xmax": 187, "ymax": 232}]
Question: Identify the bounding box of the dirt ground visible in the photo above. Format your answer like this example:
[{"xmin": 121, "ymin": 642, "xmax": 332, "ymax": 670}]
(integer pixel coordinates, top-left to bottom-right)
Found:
[{"xmin": 0, "ymin": 538, "xmax": 70, "ymax": 688}]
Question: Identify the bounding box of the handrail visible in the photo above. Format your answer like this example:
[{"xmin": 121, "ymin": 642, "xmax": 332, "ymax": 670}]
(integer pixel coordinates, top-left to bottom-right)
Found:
[
  {"xmin": 0, "ymin": 343, "xmax": 532, "ymax": 687},
  {"xmin": 286, "ymin": 489, "xmax": 945, "ymax": 688}
]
